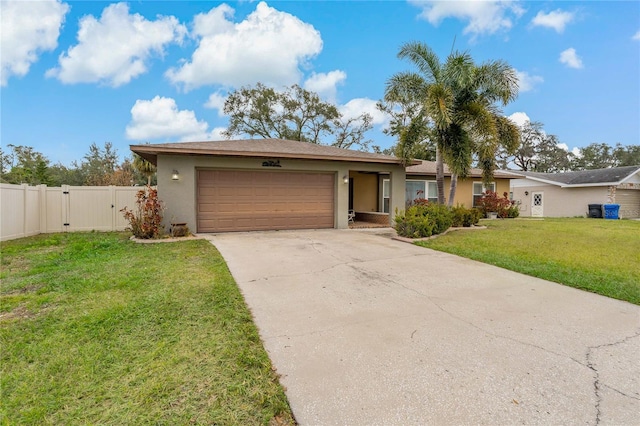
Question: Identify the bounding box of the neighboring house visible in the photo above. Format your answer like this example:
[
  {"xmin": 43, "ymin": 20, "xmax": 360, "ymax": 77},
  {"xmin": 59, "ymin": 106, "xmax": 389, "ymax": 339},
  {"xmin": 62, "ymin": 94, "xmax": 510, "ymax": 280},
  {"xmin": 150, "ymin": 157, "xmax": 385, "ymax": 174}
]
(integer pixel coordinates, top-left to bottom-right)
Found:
[
  {"xmin": 131, "ymin": 139, "xmax": 412, "ymax": 233},
  {"xmin": 509, "ymin": 166, "xmax": 640, "ymax": 218}
]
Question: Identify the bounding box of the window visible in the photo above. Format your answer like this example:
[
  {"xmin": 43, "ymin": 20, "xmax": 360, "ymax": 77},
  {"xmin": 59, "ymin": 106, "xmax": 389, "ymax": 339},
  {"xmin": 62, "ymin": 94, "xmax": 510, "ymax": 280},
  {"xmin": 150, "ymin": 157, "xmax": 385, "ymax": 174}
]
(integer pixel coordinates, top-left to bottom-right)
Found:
[
  {"xmin": 406, "ymin": 180, "xmax": 437, "ymax": 205},
  {"xmin": 427, "ymin": 182, "xmax": 437, "ymax": 203},
  {"xmin": 473, "ymin": 182, "xmax": 495, "ymax": 207},
  {"xmin": 383, "ymin": 179, "xmax": 390, "ymax": 213},
  {"xmin": 383, "ymin": 179, "xmax": 437, "ymax": 213},
  {"xmin": 406, "ymin": 180, "xmax": 424, "ymax": 204}
]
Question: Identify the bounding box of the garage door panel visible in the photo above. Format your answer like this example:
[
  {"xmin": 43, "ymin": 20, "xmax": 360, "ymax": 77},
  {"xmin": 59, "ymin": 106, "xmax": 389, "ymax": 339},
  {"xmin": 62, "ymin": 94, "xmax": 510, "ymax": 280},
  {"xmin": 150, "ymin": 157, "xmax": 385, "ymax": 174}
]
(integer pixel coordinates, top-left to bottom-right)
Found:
[
  {"xmin": 617, "ymin": 189, "xmax": 640, "ymax": 219},
  {"xmin": 197, "ymin": 170, "xmax": 335, "ymax": 232}
]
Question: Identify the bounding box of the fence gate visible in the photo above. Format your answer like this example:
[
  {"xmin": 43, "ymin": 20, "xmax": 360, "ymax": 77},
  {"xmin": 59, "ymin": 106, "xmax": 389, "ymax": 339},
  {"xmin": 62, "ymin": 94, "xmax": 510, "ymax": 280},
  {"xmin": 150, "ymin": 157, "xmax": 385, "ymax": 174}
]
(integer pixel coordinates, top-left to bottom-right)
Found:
[{"xmin": 1, "ymin": 184, "xmax": 141, "ymax": 241}]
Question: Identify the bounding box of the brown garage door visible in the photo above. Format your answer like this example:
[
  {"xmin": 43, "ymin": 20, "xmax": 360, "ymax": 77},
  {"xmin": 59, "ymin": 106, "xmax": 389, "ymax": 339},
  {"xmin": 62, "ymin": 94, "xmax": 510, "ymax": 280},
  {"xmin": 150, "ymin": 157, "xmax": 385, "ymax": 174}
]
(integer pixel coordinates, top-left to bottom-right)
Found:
[{"xmin": 197, "ymin": 170, "xmax": 335, "ymax": 232}]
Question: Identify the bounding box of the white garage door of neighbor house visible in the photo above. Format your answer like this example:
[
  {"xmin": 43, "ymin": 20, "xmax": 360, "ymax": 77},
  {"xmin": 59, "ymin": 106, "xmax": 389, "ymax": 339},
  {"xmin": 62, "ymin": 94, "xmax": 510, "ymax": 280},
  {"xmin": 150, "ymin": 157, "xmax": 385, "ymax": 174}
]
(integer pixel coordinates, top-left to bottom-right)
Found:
[{"xmin": 197, "ymin": 170, "xmax": 335, "ymax": 232}]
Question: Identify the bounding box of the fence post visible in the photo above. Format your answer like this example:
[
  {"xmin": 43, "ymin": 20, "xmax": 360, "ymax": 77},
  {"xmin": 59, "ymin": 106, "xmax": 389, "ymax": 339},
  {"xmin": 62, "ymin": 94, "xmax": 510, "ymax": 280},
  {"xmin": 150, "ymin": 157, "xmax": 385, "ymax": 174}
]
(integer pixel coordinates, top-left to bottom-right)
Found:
[
  {"xmin": 109, "ymin": 185, "xmax": 116, "ymax": 231},
  {"xmin": 62, "ymin": 185, "xmax": 70, "ymax": 232},
  {"xmin": 38, "ymin": 184, "xmax": 47, "ymax": 235},
  {"xmin": 21, "ymin": 184, "xmax": 28, "ymax": 239}
]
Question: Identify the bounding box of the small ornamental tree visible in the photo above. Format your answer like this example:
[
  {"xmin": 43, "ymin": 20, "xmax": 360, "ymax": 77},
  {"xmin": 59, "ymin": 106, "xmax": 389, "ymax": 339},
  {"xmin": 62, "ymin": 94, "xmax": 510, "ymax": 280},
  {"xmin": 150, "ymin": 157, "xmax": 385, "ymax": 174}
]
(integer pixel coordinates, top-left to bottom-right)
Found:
[
  {"xmin": 477, "ymin": 191, "xmax": 517, "ymax": 218},
  {"xmin": 121, "ymin": 186, "xmax": 165, "ymax": 239}
]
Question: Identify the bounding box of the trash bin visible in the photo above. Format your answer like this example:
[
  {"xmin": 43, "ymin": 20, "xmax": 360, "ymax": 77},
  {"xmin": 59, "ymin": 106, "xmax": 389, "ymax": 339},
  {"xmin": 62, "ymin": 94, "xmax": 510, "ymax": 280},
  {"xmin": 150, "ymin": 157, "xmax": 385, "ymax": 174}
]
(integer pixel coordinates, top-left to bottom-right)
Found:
[
  {"xmin": 588, "ymin": 204, "xmax": 603, "ymax": 218},
  {"xmin": 603, "ymin": 204, "xmax": 620, "ymax": 220}
]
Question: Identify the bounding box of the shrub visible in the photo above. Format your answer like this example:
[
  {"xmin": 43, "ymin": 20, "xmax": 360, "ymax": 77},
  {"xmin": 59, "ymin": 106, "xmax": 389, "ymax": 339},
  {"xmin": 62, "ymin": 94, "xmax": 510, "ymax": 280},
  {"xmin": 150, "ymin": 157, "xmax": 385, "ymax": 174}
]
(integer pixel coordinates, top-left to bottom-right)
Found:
[
  {"xmin": 394, "ymin": 203, "xmax": 453, "ymax": 238},
  {"xmin": 171, "ymin": 224, "xmax": 190, "ymax": 237},
  {"xmin": 451, "ymin": 204, "xmax": 482, "ymax": 227},
  {"xmin": 506, "ymin": 204, "xmax": 520, "ymax": 218},
  {"xmin": 477, "ymin": 191, "xmax": 518, "ymax": 218},
  {"xmin": 121, "ymin": 186, "xmax": 165, "ymax": 239}
]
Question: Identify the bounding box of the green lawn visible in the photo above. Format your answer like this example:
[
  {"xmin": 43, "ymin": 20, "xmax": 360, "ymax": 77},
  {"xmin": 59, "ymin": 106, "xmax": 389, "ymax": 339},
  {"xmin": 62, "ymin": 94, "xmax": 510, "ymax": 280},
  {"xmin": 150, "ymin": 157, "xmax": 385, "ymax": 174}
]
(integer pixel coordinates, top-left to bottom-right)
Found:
[
  {"xmin": 0, "ymin": 233, "xmax": 293, "ymax": 425},
  {"xmin": 416, "ymin": 218, "xmax": 640, "ymax": 305}
]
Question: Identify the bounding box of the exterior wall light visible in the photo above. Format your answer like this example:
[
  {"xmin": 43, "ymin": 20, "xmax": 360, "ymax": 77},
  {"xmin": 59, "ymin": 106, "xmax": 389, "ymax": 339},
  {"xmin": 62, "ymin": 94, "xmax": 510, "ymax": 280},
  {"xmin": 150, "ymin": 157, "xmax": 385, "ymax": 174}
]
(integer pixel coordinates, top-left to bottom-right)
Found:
[
  {"xmin": 172, "ymin": 170, "xmax": 180, "ymax": 181},
  {"xmin": 343, "ymin": 175, "xmax": 349, "ymax": 184}
]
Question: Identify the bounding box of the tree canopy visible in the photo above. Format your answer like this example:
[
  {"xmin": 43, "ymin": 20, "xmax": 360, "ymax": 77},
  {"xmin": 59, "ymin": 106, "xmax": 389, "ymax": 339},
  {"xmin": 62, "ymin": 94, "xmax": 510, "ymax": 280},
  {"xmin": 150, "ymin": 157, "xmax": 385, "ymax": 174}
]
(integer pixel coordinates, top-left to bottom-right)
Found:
[
  {"xmin": 0, "ymin": 143, "xmax": 153, "ymax": 187},
  {"xmin": 498, "ymin": 120, "xmax": 640, "ymax": 172},
  {"xmin": 223, "ymin": 83, "xmax": 373, "ymax": 150},
  {"xmin": 383, "ymin": 41, "xmax": 520, "ymax": 205},
  {"xmin": 497, "ymin": 121, "xmax": 572, "ymax": 172}
]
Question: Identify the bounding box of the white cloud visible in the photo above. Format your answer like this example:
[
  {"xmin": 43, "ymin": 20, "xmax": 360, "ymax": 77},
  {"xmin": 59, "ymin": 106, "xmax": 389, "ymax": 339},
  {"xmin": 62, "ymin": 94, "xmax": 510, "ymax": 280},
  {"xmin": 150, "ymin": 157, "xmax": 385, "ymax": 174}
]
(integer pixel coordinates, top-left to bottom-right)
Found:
[
  {"xmin": 516, "ymin": 70, "xmax": 543, "ymax": 92},
  {"xmin": 126, "ymin": 96, "xmax": 222, "ymax": 141},
  {"xmin": 0, "ymin": 0, "xmax": 69, "ymax": 86},
  {"xmin": 557, "ymin": 143, "xmax": 580, "ymax": 156},
  {"xmin": 340, "ymin": 98, "xmax": 388, "ymax": 126},
  {"xmin": 46, "ymin": 3, "xmax": 185, "ymax": 87},
  {"xmin": 531, "ymin": 9, "xmax": 574, "ymax": 33},
  {"xmin": 508, "ymin": 112, "xmax": 530, "ymax": 127},
  {"xmin": 303, "ymin": 70, "xmax": 347, "ymax": 103},
  {"xmin": 209, "ymin": 127, "xmax": 228, "ymax": 141},
  {"xmin": 410, "ymin": 0, "xmax": 524, "ymax": 36},
  {"xmin": 633, "ymin": 30, "xmax": 640, "ymax": 41},
  {"xmin": 559, "ymin": 47, "xmax": 583, "ymax": 69},
  {"xmin": 166, "ymin": 2, "xmax": 323, "ymax": 90},
  {"xmin": 204, "ymin": 91, "xmax": 228, "ymax": 116}
]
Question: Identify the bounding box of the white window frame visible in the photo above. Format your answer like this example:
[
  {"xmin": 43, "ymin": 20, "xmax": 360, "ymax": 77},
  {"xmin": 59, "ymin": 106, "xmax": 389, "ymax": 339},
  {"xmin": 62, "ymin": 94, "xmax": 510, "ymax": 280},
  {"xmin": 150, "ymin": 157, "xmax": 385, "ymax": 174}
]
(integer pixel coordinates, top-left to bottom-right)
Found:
[
  {"xmin": 406, "ymin": 179, "xmax": 437, "ymax": 204},
  {"xmin": 383, "ymin": 179, "xmax": 437, "ymax": 213},
  {"xmin": 382, "ymin": 179, "xmax": 390, "ymax": 213},
  {"xmin": 473, "ymin": 182, "xmax": 496, "ymax": 207}
]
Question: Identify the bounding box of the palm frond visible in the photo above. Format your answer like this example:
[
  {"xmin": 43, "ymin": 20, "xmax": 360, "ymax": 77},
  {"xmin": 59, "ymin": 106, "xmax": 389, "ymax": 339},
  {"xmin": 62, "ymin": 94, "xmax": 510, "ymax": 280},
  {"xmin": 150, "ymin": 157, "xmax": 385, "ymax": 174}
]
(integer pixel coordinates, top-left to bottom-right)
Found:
[
  {"xmin": 444, "ymin": 51, "xmax": 474, "ymax": 91},
  {"xmin": 440, "ymin": 124, "xmax": 473, "ymax": 178},
  {"xmin": 494, "ymin": 115, "xmax": 521, "ymax": 154},
  {"xmin": 426, "ymin": 84, "xmax": 454, "ymax": 129},
  {"xmin": 384, "ymin": 72, "xmax": 428, "ymax": 103},
  {"xmin": 476, "ymin": 60, "xmax": 519, "ymax": 105},
  {"xmin": 398, "ymin": 41, "xmax": 442, "ymax": 83}
]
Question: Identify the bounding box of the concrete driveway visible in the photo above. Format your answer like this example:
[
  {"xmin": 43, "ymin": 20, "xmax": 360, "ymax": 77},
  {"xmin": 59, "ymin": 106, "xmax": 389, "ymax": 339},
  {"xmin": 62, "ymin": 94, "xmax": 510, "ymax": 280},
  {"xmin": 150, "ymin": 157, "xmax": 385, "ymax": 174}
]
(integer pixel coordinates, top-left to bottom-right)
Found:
[{"xmin": 205, "ymin": 229, "xmax": 640, "ymax": 425}]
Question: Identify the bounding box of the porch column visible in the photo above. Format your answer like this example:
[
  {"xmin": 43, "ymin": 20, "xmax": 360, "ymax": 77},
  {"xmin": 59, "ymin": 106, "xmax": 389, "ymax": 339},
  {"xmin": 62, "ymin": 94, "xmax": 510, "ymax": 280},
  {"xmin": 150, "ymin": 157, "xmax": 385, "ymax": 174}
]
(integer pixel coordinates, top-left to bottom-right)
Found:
[
  {"xmin": 389, "ymin": 167, "xmax": 406, "ymax": 225},
  {"xmin": 335, "ymin": 167, "xmax": 350, "ymax": 229}
]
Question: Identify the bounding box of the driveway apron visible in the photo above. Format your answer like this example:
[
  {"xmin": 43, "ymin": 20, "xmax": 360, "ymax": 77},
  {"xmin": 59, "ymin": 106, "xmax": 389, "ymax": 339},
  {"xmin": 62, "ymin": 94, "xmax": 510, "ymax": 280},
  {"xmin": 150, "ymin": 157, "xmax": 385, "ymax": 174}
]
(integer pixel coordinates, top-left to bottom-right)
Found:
[{"xmin": 205, "ymin": 229, "xmax": 640, "ymax": 425}]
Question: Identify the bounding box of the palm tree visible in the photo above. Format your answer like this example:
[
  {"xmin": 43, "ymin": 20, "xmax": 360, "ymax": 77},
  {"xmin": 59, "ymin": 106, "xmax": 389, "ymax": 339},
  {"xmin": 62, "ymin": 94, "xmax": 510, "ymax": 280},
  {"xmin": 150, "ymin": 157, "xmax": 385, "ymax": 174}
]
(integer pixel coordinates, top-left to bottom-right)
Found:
[
  {"xmin": 385, "ymin": 41, "xmax": 520, "ymax": 205},
  {"xmin": 133, "ymin": 153, "xmax": 156, "ymax": 186}
]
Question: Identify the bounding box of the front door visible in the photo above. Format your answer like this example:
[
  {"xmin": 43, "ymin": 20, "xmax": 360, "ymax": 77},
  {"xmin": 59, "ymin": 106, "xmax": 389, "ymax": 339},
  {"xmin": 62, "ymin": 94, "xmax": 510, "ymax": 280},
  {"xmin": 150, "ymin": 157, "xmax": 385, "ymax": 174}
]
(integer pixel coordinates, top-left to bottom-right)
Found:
[{"xmin": 531, "ymin": 192, "xmax": 544, "ymax": 217}]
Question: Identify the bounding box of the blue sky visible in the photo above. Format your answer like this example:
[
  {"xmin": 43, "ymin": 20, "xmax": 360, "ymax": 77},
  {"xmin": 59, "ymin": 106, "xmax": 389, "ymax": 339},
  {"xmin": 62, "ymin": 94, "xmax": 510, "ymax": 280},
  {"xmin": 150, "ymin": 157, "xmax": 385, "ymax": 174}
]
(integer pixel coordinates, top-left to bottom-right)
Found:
[{"xmin": 2, "ymin": 0, "xmax": 639, "ymax": 166}]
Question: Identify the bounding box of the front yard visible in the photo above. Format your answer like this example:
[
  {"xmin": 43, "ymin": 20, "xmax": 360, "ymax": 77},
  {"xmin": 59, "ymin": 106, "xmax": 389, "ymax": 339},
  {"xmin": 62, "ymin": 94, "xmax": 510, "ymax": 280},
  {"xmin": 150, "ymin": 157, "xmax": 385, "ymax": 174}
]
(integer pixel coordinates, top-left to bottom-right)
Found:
[
  {"xmin": 0, "ymin": 233, "xmax": 293, "ymax": 425},
  {"xmin": 417, "ymin": 218, "xmax": 640, "ymax": 305}
]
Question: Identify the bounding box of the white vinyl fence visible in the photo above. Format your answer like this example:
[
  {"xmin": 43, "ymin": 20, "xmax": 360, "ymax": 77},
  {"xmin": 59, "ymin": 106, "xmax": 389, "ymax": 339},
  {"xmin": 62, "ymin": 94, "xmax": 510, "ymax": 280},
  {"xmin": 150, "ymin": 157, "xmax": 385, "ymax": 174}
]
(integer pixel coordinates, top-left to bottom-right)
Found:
[{"xmin": 1, "ymin": 183, "xmax": 141, "ymax": 241}]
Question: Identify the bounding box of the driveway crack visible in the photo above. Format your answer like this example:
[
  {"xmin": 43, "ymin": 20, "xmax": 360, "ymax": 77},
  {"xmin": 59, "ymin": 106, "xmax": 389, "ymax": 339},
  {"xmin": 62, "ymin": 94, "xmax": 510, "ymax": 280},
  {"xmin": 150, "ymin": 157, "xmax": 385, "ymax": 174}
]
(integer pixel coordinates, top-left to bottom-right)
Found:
[
  {"xmin": 585, "ymin": 330, "xmax": 640, "ymax": 425},
  {"xmin": 244, "ymin": 251, "xmax": 428, "ymax": 284}
]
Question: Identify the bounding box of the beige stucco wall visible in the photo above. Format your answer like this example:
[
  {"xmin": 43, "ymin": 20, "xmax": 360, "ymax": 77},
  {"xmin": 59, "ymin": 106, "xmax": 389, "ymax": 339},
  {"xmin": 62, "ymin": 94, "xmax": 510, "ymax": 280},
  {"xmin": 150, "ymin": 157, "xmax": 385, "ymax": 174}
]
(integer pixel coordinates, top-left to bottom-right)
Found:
[
  {"xmin": 350, "ymin": 171, "xmax": 378, "ymax": 212},
  {"xmin": 157, "ymin": 155, "xmax": 405, "ymax": 232},
  {"xmin": 511, "ymin": 182, "xmax": 609, "ymax": 217},
  {"xmin": 450, "ymin": 177, "xmax": 511, "ymax": 208}
]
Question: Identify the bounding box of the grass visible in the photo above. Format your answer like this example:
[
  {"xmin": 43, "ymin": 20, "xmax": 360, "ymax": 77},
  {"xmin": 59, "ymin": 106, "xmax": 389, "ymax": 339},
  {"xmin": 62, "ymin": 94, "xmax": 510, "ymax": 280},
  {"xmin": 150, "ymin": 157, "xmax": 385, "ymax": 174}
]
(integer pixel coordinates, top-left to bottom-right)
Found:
[
  {"xmin": 0, "ymin": 232, "xmax": 293, "ymax": 425},
  {"xmin": 416, "ymin": 218, "xmax": 640, "ymax": 305}
]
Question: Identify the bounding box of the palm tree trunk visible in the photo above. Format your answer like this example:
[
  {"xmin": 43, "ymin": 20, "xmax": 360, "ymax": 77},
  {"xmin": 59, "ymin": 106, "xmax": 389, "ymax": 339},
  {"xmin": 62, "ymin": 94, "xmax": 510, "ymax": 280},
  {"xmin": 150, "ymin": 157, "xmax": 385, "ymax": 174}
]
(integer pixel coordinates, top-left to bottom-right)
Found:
[
  {"xmin": 448, "ymin": 173, "xmax": 458, "ymax": 207},
  {"xmin": 436, "ymin": 145, "xmax": 445, "ymax": 204}
]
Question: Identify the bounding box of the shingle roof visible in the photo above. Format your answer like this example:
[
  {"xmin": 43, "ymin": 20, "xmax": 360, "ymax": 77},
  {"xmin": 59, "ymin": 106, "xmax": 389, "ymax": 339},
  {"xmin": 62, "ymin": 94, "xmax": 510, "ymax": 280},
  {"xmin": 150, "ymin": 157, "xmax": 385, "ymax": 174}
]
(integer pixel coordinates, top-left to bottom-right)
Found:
[
  {"xmin": 130, "ymin": 139, "xmax": 416, "ymax": 166},
  {"xmin": 406, "ymin": 160, "xmax": 517, "ymax": 179},
  {"xmin": 509, "ymin": 165, "xmax": 640, "ymax": 187}
]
